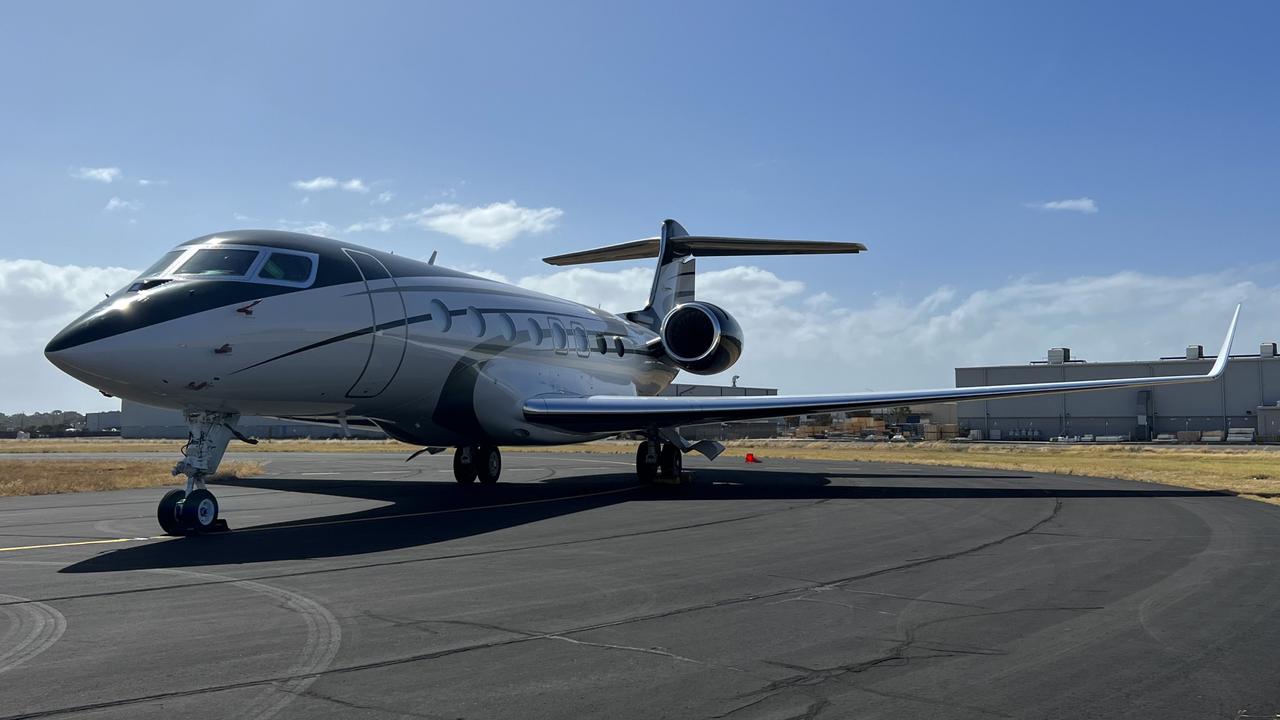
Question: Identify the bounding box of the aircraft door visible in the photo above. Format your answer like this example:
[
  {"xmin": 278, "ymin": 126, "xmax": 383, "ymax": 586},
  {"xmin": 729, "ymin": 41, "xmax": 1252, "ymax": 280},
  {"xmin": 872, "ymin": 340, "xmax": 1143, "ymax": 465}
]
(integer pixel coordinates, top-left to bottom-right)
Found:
[{"xmin": 344, "ymin": 249, "xmax": 408, "ymax": 398}]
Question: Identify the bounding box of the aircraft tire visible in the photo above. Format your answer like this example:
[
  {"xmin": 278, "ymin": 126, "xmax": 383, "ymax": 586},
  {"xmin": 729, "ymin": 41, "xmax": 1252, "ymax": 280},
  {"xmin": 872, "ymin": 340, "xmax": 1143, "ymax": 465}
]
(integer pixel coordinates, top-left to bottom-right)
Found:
[
  {"xmin": 180, "ymin": 488, "xmax": 219, "ymax": 532},
  {"xmin": 157, "ymin": 489, "xmax": 187, "ymax": 535},
  {"xmin": 636, "ymin": 442, "xmax": 658, "ymax": 484},
  {"xmin": 659, "ymin": 442, "xmax": 682, "ymax": 479},
  {"xmin": 476, "ymin": 445, "xmax": 501, "ymax": 484},
  {"xmin": 453, "ymin": 447, "xmax": 478, "ymax": 484}
]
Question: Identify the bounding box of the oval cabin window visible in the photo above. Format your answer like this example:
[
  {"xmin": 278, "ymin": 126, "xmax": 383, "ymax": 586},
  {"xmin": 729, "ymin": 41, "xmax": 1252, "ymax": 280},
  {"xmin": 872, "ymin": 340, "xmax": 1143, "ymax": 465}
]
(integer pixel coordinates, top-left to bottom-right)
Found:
[
  {"xmin": 430, "ymin": 299, "xmax": 452, "ymax": 332},
  {"xmin": 466, "ymin": 307, "xmax": 486, "ymax": 337},
  {"xmin": 496, "ymin": 313, "xmax": 516, "ymax": 342}
]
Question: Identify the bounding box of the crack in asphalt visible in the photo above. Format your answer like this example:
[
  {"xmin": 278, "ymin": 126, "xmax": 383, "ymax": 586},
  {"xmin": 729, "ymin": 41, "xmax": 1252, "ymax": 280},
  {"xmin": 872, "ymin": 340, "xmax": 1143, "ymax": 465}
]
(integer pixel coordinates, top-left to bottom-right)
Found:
[
  {"xmin": 0, "ymin": 497, "xmax": 824, "ymax": 609},
  {"xmin": 0, "ymin": 492, "xmax": 1066, "ymax": 720}
]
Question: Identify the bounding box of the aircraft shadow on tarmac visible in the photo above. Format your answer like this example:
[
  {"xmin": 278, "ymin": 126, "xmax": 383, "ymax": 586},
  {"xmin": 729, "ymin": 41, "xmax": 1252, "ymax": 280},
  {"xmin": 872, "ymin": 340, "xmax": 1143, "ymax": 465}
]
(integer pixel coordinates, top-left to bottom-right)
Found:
[{"xmin": 59, "ymin": 467, "xmax": 1230, "ymax": 574}]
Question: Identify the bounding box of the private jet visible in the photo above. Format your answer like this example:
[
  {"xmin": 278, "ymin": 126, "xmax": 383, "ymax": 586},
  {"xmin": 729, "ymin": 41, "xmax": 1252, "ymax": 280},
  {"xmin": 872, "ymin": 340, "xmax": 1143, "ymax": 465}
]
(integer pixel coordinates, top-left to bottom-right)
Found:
[{"xmin": 45, "ymin": 220, "xmax": 1240, "ymax": 535}]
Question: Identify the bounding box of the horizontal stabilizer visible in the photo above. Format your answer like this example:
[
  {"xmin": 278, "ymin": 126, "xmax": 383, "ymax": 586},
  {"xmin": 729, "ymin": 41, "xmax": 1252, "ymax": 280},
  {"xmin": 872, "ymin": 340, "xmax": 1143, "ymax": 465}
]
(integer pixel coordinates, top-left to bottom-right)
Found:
[{"xmin": 543, "ymin": 235, "xmax": 865, "ymax": 266}]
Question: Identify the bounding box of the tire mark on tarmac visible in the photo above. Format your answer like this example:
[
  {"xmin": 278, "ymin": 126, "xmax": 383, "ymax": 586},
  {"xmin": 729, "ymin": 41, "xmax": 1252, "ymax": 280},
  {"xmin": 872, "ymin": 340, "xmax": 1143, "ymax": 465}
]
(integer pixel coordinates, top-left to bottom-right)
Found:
[
  {"xmin": 0, "ymin": 497, "xmax": 820, "ymax": 608},
  {"xmin": 0, "ymin": 594, "xmax": 67, "ymax": 675},
  {"xmin": 153, "ymin": 570, "xmax": 342, "ymax": 720},
  {"xmin": 0, "ymin": 497, "xmax": 1062, "ymax": 720}
]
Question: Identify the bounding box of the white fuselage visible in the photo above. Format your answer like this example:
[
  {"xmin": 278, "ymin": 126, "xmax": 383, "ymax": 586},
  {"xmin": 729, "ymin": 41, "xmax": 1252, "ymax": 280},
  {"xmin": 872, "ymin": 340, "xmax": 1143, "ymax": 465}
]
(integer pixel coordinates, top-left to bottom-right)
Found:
[{"xmin": 46, "ymin": 232, "xmax": 680, "ymax": 446}]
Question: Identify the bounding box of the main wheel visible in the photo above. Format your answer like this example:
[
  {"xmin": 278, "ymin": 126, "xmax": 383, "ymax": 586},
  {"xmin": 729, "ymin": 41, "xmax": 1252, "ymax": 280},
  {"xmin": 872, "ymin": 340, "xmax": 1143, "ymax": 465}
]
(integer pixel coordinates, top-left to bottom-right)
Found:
[
  {"xmin": 636, "ymin": 441, "xmax": 658, "ymax": 484},
  {"xmin": 476, "ymin": 445, "xmax": 501, "ymax": 484},
  {"xmin": 180, "ymin": 488, "xmax": 219, "ymax": 532},
  {"xmin": 659, "ymin": 442, "xmax": 683, "ymax": 479},
  {"xmin": 453, "ymin": 446, "xmax": 478, "ymax": 484},
  {"xmin": 157, "ymin": 489, "xmax": 187, "ymax": 535}
]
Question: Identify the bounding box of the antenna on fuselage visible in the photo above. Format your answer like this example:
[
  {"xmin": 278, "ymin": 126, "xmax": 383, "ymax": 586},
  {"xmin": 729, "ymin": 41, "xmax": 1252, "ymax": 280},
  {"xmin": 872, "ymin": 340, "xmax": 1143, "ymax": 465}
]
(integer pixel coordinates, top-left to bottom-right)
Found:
[{"xmin": 427, "ymin": 250, "xmax": 437, "ymax": 265}]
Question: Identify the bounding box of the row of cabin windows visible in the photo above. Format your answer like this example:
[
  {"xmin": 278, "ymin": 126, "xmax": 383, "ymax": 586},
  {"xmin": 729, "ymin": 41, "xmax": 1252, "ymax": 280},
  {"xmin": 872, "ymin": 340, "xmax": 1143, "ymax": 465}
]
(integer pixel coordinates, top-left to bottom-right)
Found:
[{"xmin": 428, "ymin": 300, "xmax": 626, "ymax": 357}]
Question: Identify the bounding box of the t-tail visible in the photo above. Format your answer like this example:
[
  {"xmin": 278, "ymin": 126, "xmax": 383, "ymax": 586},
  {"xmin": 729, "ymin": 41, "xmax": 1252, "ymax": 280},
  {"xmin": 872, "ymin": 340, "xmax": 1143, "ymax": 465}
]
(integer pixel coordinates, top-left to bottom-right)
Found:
[{"xmin": 542, "ymin": 219, "xmax": 866, "ymax": 330}]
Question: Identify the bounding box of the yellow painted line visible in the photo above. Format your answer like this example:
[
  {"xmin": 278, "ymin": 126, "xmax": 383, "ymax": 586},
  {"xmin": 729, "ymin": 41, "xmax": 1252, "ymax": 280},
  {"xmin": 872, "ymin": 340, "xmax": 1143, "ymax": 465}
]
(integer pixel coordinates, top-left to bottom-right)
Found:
[
  {"xmin": 0, "ymin": 484, "xmax": 643, "ymax": 551},
  {"xmin": 0, "ymin": 536, "xmax": 166, "ymax": 553}
]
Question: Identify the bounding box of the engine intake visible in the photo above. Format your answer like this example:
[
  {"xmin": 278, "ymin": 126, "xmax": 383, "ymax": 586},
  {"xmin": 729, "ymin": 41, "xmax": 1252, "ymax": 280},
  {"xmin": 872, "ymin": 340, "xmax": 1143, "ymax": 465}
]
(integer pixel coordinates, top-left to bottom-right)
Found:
[{"xmin": 659, "ymin": 302, "xmax": 743, "ymax": 374}]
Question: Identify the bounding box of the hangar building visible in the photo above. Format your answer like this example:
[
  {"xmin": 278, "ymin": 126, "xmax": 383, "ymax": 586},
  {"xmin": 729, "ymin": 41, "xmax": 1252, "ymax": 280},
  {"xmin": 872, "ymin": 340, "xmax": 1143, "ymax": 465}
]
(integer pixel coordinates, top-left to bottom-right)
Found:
[{"xmin": 956, "ymin": 342, "xmax": 1280, "ymax": 442}]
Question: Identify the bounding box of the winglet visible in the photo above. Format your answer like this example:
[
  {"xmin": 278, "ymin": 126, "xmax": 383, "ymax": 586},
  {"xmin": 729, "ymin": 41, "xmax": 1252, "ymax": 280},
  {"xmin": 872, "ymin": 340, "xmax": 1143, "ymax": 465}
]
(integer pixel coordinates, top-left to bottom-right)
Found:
[{"xmin": 1208, "ymin": 304, "xmax": 1241, "ymax": 378}]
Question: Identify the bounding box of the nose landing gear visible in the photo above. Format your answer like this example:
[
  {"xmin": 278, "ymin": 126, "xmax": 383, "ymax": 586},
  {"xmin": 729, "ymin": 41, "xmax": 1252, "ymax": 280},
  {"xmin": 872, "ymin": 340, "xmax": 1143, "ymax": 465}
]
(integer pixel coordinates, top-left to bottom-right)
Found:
[
  {"xmin": 454, "ymin": 445, "xmax": 502, "ymax": 484},
  {"xmin": 157, "ymin": 410, "xmax": 239, "ymax": 535}
]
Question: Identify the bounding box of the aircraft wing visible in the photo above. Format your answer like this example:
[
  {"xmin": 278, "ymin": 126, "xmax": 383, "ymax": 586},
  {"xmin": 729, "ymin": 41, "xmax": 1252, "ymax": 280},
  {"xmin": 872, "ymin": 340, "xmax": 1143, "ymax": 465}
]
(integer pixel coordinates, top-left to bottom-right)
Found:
[{"xmin": 523, "ymin": 306, "xmax": 1240, "ymax": 434}]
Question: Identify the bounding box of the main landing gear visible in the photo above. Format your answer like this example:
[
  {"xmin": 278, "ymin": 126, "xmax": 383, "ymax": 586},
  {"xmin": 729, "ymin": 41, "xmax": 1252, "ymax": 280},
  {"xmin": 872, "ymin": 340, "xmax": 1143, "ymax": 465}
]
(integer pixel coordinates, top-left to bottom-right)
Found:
[
  {"xmin": 635, "ymin": 439, "xmax": 683, "ymax": 484},
  {"xmin": 453, "ymin": 445, "xmax": 502, "ymax": 484},
  {"xmin": 157, "ymin": 410, "xmax": 239, "ymax": 535}
]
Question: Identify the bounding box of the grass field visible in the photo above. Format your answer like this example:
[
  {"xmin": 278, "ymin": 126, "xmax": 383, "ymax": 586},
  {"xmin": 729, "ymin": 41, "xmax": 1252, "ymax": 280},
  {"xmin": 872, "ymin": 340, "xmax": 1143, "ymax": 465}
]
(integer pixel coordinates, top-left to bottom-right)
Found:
[
  {"xmin": 0, "ymin": 437, "xmax": 1276, "ymax": 503},
  {"xmin": 0, "ymin": 459, "xmax": 263, "ymax": 497}
]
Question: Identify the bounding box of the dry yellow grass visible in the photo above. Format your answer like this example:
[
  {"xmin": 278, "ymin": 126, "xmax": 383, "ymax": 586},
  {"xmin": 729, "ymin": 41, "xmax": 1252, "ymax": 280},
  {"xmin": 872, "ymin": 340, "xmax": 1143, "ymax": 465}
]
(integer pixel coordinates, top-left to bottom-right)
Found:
[
  {"xmin": 0, "ymin": 438, "xmax": 406, "ymax": 454},
  {"xmin": 515, "ymin": 440, "xmax": 1280, "ymax": 504},
  {"xmin": 2, "ymin": 437, "xmax": 1277, "ymax": 504},
  {"xmin": 0, "ymin": 459, "xmax": 263, "ymax": 497}
]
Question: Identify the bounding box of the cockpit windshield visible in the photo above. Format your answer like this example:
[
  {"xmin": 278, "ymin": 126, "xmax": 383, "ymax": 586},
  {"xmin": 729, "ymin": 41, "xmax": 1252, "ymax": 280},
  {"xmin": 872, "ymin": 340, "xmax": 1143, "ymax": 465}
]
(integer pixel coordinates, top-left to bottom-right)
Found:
[
  {"xmin": 134, "ymin": 250, "xmax": 184, "ymax": 280},
  {"xmin": 257, "ymin": 252, "xmax": 313, "ymax": 282},
  {"xmin": 174, "ymin": 248, "xmax": 260, "ymax": 277}
]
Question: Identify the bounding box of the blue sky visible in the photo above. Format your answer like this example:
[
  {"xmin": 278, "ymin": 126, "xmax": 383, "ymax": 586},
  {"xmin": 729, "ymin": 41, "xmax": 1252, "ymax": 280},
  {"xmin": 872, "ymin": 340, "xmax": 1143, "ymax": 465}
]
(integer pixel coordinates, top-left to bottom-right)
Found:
[{"xmin": 2, "ymin": 2, "xmax": 1278, "ymax": 412}]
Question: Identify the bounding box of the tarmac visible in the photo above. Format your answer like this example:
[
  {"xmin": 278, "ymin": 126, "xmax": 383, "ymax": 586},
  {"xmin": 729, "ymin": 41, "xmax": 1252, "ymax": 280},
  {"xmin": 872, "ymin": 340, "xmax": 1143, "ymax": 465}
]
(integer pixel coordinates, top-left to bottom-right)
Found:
[{"xmin": 1, "ymin": 450, "xmax": 1279, "ymax": 719}]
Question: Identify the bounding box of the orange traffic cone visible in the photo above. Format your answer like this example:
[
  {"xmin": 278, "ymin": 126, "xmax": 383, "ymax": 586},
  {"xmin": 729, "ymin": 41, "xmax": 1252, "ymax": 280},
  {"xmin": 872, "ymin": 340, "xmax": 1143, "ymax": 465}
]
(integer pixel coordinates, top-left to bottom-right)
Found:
[{"xmin": 745, "ymin": 452, "xmax": 762, "ymax": 464}]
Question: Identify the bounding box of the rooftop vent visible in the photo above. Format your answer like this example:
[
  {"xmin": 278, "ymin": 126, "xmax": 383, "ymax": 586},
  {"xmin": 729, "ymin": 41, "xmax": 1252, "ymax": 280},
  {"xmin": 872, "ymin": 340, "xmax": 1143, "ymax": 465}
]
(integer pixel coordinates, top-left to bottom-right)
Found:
[
  {"xmin": 1047, "ymin": 347, "xmax": 1071, "ymax": 364},
  {"xmin": 1186, "ymin": 345, "xmax": 1204, "ymax": 360},
  {"xmin": 1262, "ymin": 343, "xmax": 1277, "ymax": 358}
]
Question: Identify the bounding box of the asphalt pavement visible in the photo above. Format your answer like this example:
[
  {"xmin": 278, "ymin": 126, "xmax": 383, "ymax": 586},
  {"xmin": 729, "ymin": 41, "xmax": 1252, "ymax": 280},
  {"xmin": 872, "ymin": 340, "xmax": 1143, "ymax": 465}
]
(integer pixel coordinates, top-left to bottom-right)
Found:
[{"xmin": 1, "ymin": 450, "xmax": 1278, "ymax": 719}]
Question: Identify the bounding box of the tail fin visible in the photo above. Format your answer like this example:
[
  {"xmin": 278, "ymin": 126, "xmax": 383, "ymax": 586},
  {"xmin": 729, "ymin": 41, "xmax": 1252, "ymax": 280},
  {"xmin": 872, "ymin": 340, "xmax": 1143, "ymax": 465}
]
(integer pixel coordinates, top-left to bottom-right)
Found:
[{"xmin": 543, "ymin": 219, "xmax": 866, "ymax": 329}]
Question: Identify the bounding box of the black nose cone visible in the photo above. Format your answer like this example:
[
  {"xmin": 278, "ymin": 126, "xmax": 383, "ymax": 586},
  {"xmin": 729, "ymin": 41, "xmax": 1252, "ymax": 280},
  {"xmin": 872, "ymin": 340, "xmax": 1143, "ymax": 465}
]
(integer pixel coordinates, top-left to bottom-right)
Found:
[{"xmin": 46, "ymin": 315, "xmax": 104, "ymax": 354}]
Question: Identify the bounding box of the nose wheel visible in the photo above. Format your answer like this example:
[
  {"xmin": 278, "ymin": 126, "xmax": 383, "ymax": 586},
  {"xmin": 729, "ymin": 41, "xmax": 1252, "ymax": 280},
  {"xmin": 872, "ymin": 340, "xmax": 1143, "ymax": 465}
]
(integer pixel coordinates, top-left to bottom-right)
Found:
[
  {"xmin": 454, "ymin": 445, "xmax": 502, "ymax": 484},
  {"xmin": 156, "ymin": 487, "xmax": 224, "ymax": 535}
]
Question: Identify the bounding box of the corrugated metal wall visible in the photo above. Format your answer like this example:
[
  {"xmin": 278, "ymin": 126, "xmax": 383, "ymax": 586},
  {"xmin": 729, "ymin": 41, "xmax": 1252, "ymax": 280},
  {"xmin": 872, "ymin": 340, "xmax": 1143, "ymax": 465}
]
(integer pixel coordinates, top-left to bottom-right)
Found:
[{"xmin": 956, "ymin": 353, "xmax": 1280, "ymax": 439}]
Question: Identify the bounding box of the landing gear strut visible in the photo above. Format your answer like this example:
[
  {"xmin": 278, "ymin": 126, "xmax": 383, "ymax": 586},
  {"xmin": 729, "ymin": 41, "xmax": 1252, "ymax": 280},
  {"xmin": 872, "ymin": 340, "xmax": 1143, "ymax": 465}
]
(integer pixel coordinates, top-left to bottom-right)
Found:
[
  {"xmin": 454, "ymin": 445, "xmax": 501, "ymax": 484},
  {"xmin": 158, "ymin": 410, "xmax": 238, "ymax": 535},
  {"xmin": 636, "ymin": 439, "xmax": 683, "ymax": 483}
]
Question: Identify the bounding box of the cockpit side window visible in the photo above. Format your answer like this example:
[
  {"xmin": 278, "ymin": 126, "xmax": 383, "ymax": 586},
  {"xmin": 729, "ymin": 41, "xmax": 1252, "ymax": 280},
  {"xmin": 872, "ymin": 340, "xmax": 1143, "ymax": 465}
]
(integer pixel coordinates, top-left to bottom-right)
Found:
[
  {"xmin": 174, "ymin": 248, "xmax": 260, "ymax": 277},
  {"xmin": 257, "ymin": 253, "xmax": 314, "ymax": 283}
]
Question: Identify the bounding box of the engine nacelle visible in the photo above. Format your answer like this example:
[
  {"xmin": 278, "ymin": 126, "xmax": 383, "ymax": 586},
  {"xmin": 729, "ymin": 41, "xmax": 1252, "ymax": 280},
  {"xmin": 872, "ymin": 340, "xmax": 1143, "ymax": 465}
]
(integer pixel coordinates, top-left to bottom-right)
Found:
[{"xmin": 659, "ymin": 302, "xmax": 743, "ymax": 375}]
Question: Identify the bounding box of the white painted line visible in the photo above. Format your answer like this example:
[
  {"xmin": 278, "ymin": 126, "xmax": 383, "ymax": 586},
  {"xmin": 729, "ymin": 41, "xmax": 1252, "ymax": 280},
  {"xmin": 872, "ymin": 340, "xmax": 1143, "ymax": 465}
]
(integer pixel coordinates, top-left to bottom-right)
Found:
[{"xmin": 298, "ymin": 472, "xmax": 340, "ymax": 476}]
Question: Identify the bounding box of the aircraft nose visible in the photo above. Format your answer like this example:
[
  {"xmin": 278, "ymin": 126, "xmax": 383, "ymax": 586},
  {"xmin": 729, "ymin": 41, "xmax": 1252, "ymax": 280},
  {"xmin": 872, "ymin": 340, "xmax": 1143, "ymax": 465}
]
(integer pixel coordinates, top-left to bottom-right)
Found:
[
  {"xmin": 45, "ymin": 317, "xmax": 107, "ymax": 378},
  {"xmin": 46, "ymin": 312, "xmax": 113, "ymax": 355}
]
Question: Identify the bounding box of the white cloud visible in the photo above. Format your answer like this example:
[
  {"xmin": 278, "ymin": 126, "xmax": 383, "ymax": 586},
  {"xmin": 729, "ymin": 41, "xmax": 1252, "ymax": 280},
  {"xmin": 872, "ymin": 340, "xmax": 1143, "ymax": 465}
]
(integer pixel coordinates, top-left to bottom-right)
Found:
[
  {"xmin": 137, "ymin": 178, "xmax": 167, "ymax": 186},
  {"xmin": 1026, "ymin": 197, "xmax": 1099, "ymax": 214},
  {"xmin": 494, "ymin": 264, "xmax": 1274, "ymax": 393},
  {"xmin": 233, "ymin": 212, "xmax": 254, "ymax": 222},
  {"xmin": 345, "ymin": 217, "xmax": 395, "ymax": 233},
  {"xmin": 373, "ymin": 191, "xmax": 395, "ymax": 205},
  {"xmin": 292, "ymin": 176, "xmax": 338, "ymax": 191},
  {"xmin": 103, "ymin": 197, "xmax": 141, "ymax": 212},
  {"xmin": 291, "ymin": 176, "xmax": 370, "ymax": 193},
  {"xmin": 0, "ymin": 258, "xmax": 138, "ymax": 412},
  {"xmin": 275, "ymin": 219, "xmax": 340, "ymax": 237},
  {"xmin": 409, "ymin": 201, "xmax": 563, "ymax": 249},
  {"xmin": 71, "ymin": 166, "xmax": 121, "ymax": 183}
]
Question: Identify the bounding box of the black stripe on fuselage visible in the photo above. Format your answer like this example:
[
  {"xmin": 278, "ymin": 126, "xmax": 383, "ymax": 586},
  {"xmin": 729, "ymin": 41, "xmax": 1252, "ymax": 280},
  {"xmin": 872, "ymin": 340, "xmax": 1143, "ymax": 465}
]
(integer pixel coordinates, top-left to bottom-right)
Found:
[{"xmin": 230, "ymin": 307, "xmax": 660, "ymax": 375}]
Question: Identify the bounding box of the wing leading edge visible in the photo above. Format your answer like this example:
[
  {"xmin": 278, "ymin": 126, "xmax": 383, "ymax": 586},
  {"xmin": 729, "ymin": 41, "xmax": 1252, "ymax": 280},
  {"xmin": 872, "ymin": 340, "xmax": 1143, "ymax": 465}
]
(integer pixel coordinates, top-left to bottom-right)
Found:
[{"xmin": 523, "ymin": 305, "xmax": 1241, "ymax": 434}]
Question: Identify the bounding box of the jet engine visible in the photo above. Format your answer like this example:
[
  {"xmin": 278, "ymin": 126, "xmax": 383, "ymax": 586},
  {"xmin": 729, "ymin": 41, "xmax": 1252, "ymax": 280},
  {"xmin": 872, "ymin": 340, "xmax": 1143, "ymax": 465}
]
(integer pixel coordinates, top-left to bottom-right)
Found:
[{"xmin": 658, "ymin": 302, "xmax": 743, "ymax": 374}]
